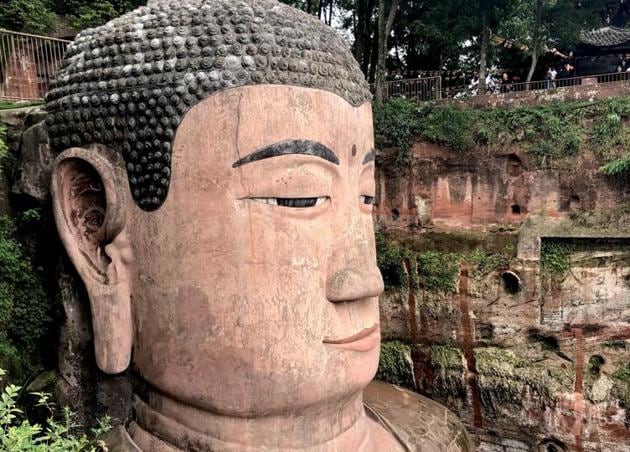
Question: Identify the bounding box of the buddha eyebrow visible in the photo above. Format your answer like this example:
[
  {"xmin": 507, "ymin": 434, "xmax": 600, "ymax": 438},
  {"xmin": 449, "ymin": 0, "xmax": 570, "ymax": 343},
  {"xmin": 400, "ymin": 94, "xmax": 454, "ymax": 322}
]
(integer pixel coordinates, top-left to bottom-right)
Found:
[
  {"xmin": 362, "ymin": 149, "xmax": 375, "ymax": 165},
  {"xmin": 232, "ymin": 139, "xmax": 339, "ymax": 168}
]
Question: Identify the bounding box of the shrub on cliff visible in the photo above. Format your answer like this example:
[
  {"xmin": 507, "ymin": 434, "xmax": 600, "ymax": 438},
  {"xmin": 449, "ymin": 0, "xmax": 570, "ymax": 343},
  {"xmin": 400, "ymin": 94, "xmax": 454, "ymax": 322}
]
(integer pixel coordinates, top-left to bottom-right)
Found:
[
  {"xmin": 0, "ymin": 369, "xmax": 110, "ymax": 451},
  {"xmin": 0, "ymin": 122, "xmax": 7, "ymax": 176},
  {"xmin": 0, "ymin": 216, "xmax": 52, "ymax": 381},
  {"xmin": 376, "ymin": 341, "xmax": 415, "ymax": 389},
  {"xmin": 373, "ymin": 97, "xmax": 630, "ymax": 174}
]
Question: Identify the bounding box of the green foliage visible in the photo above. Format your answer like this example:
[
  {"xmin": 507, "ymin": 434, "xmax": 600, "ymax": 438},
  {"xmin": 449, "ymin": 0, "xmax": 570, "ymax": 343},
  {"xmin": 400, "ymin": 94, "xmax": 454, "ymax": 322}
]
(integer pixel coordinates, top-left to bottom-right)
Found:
[
  {"xmin": 0, "ymin": 369, "xmax": 111, "ymax": 451},
  {"xmin": 0, "ymin": 102, "xmax": 44, "ymax": 111},
  {"xmin": 600, "ymin": 157, "xmax": 630, "ymax": 177},
  {"xmin": 376, "ymin": 232, "xmax": 516, "ymax": 292},
  {"xmin": 68, "ymin": 0, "xmax": 122, "ymax": 29},
  {"xmin": 416, "ymin": 251, "xmax": 460, "ymax": 293},
  {"xmin": 612, "ymin": 364, "xmax": 630, "ymax": 409},
  {"xmin": 465, "ymin": 249, "xmax": 511, "ymax": 277},
  {"xmin": 0, "ymin": 0, "xmax": 57, "ymax": 34},
  {"xmin": 375, "ymin": 232, "xmax": 407, "ymax": 289},
  {"xmin": 475, "ymin": 347, "xmax": 520, "ymax": 375},
  {"xmin": 540, "ymin": 240, "xmax": 571, "ymax": 275},
  {"xmin": 0, "ymin": 216, "xmax": 52, "ymax": 381},
  {"xmin": 376, "ymin": 341, "xmax": 414, "ymax": 388},
  {"xmin": 376, "ymin": 232, "xmax": 462, "ymax": 293},
  {"xmin": 373, "ymin": 98, "xmax": 630, "ymax": 170},
  {"xmin": 0, "ymin": 0, "xmax": 145, "ymax": 32},
  {"xmin": 430, "ymin": 345, "xmax": 464, "ymax": 373},
  {"xmin": 0, "ymin": 123, "xmax": 7, "ymax": 177},
  {"xmin": 421, "ymin": 105, "xmax": 475, "ymax": 152},
  {"xmin": 373, "ymin": 98, "xmax": 424, "ymax": 167}
]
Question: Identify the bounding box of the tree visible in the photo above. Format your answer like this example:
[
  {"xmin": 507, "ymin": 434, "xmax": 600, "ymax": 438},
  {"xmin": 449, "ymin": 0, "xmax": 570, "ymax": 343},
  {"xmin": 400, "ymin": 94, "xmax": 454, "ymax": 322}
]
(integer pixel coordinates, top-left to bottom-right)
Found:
[
  {"xmin": 0, "ymin": 0, "xmax": 57, "ymax": 34},
  {"xmin": 474, "ymin": 0, "xmax": 518, "ymax": 93},
  {"xmin": 0, "ymin": 0, "xmax": 147, "ymax": 34},
  {"xmin": 499, "ymin": 0, "xmax": 609, "ymax": 83},
  {"xmin": 375, "ymin": 0, "xmax": 401, "ymax": 104}
]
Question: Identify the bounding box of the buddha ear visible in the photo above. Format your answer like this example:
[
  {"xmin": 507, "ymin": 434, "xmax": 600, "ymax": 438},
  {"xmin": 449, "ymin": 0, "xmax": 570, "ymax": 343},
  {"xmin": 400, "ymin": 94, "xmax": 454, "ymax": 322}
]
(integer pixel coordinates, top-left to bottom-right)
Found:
[{"xmin": 51, "ymin": 146, "xmax": 133, "ymax": 374}]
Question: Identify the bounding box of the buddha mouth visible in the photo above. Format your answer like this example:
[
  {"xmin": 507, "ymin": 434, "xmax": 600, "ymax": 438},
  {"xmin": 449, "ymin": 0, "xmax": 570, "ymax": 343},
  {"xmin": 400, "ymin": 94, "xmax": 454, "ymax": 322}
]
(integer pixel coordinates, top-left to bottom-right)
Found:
[{"xmin": 323, "ymin": 324, "xmax": 380, "ymax": 352}]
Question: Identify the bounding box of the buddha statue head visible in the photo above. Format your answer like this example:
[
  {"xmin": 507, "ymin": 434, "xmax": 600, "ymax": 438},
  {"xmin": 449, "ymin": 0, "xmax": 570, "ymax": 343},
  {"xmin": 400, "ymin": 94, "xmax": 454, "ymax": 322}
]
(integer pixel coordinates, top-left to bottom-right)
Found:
[{"xmin": 46, "ymin": 0, "xmax": 394, "ymax": 449}]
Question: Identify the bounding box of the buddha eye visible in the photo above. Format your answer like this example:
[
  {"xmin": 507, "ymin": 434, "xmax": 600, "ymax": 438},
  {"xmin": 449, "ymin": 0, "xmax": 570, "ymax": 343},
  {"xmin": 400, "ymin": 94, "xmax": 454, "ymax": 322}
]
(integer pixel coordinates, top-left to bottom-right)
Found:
[
  {"xmin": 360, "ymin": 195, "xmax": 374, "ymax": 205},
  {"xmin": 252, "ymin": 197, "xmax": 329, "ymax": 208}
]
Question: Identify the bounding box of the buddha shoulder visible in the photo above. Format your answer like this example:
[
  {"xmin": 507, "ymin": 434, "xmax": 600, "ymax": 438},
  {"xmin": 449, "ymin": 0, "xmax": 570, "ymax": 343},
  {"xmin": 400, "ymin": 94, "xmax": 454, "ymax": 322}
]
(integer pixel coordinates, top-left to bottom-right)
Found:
[{"xmin": 364, "ymin": 381, "xmax": 473, "ymax": 452}]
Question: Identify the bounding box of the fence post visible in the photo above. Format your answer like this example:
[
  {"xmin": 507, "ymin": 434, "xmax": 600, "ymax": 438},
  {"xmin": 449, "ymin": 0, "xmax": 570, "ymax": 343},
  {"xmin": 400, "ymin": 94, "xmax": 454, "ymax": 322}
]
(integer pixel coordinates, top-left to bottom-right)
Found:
[{"xmin": 0, "ymin": 29, "xmax": 71, "ymax": 102}]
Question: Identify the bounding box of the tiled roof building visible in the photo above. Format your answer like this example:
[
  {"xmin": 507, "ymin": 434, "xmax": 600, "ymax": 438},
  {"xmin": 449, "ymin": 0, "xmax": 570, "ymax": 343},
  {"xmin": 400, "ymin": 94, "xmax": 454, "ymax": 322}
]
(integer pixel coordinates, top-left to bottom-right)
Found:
[
  {"xmin": 580, "ymin": 26, "xmax": 630, "ymax": 48},
  {"xmin": 575, "ymin": 26, "xmax": 630, "ymax": 75}
]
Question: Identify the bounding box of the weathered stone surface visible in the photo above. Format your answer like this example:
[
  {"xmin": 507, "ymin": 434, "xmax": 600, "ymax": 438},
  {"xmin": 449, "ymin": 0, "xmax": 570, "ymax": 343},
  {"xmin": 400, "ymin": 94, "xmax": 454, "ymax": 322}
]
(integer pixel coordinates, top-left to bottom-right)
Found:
[
  {"xmin": 11, "ymin": 121, "xmax": 53, "ymax": 203},
  {"xmin": 364, "ymin": 381, "xmax": 473, "ymax": 452},
  {"xmin": 55, "ymin": 257, "xmax": 133, "ymax": 427},
  {"xmin": 376, "ymin": 137, "xmax": 630, "ymax": 451},
  {"xmin": 451, "ymin": 80, "xmax": 630, "ymax": 109},
  {"xmin": 375, "ymin": 142, "xmax": 627, "ymax": 233}
]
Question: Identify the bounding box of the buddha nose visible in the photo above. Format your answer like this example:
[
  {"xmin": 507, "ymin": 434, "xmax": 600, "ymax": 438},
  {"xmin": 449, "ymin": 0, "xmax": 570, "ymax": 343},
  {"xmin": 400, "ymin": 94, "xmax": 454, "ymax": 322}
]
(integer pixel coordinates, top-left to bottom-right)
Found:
[{"xmin": 326, "ymin": 225, "xmax": 384, "ymax": 303}]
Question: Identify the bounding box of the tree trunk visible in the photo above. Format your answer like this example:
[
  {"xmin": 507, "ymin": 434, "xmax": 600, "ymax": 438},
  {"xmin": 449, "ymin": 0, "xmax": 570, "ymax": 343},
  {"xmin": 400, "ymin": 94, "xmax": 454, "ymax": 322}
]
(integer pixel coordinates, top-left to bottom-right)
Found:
[
  {"xmin": 478, "ymin": 3, "xmax": 490, "ymax": 95},
  {"xmin": 368, "ymin": 33, "xmax": 378, "ymax": 83},
  {"xmin": 307, "ymin": 0, "xmax": 313, "ymax": 14},
  {"xmin": 526, "ymin": 0, "xmax": 544, "ymax": 84},
  {"xmin": 526, "ymin": 48, "xmax": 539, "ymax": 85},
  {"xmin": 360, "ymin": 0, "xmax": 376, "ymax": 76},
  {"xmin": 327, "ymin": 0, "xmax": 333, "ymax": 26},
  {"xmin": 375, "ymin": 0, "xmax": 400, "ymax": 104},
  {"xmin": 354, "ymin": 0, "xmax": 366, "ymax": 64}
]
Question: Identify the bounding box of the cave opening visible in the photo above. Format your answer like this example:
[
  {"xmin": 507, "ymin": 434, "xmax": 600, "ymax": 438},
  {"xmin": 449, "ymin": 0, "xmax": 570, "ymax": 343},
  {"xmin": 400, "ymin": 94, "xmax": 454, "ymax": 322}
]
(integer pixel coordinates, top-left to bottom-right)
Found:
[
  {"xmin": 538, "ymin": 439, "xmax": 567, "ymax": 452},
  {"xmin": 588, "ymin": 355, "xmax": 605, "ymax": 376},
  {"xmin": 501, "ymin": 271, "xmax": 522, "ymax": 294}
]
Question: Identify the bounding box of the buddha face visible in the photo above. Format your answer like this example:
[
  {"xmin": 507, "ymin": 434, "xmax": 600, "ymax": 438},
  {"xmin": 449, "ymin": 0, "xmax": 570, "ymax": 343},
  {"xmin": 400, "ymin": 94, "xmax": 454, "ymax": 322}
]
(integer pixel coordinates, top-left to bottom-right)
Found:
[{"xmin": 53, "ymin": 85, "xmax": 384, "ymax": 417}]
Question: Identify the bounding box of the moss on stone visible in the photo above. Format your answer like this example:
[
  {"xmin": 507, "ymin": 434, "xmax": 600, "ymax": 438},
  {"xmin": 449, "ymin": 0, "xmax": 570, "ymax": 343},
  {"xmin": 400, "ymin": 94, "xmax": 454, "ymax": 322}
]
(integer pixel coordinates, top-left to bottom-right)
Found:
[
  {"xmin": 474, "ymin": 347, "xmax": 571, "ymax": 414},
  {"xmin": 603, "ymin": 340, "xmax": 629, "ymax": 350},
  {"xmin": 416, "ymin": 344, "xmax": 468, "ymax": 401},
  {"xmin": 373, "ymin": 96, "xmax": 630, "ymax": 174},
  {"xmin": 475, "ymin": 347, "xmax": 520, "ymax": 374},
  {"xmin": 376, "ymin": 341, "xmax": 415, "ymax": 388},
  {"xmin": 612, "ymin": 364, "xmax": 630, "ymax": 409},
  {"xmin": 376, "ymin": 231, "xmax": 516, "ymax": 292},
  {"xmin": 431, "ymin": 345, "xmax": 465, "ymax": 373}
]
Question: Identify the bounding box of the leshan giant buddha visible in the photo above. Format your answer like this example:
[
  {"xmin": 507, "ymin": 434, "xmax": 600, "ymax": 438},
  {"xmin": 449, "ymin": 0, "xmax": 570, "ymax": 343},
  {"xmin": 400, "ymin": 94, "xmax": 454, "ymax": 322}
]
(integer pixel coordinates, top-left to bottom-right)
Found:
[{"xmin": 45, "ymin": 0, "xmax": 472, "ymax": 450}]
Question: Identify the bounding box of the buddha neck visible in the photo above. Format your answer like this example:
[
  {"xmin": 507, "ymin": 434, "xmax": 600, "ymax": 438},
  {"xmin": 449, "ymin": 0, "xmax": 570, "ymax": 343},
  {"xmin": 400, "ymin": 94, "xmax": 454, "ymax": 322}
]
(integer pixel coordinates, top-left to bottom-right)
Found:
[{"xmin": 129, "ymin": 385, "xmax": 377, "ymax": 451}]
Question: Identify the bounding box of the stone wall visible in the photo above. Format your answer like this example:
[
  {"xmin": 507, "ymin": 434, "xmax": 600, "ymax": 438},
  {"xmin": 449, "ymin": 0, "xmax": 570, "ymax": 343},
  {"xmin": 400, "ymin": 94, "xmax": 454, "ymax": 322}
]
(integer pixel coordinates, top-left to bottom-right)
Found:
[
  {"xmin": 450, "ymin": 80, "xmax": 630, "ymax": 109},
  {"xmin": 374, "ymin": 142, "xmax": 628, "ymax": 231},
  {"xmin": 375, "ymin": 136, "xmax": 630, "ymax": 451}
]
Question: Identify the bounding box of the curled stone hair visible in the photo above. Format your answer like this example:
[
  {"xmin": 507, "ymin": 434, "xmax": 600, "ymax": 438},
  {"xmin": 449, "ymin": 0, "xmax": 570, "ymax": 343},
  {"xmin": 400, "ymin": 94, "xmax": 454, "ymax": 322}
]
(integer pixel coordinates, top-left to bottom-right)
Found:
[{"xmin": 45, "ymin": 0, "xmax": 372, "ymax": 210}]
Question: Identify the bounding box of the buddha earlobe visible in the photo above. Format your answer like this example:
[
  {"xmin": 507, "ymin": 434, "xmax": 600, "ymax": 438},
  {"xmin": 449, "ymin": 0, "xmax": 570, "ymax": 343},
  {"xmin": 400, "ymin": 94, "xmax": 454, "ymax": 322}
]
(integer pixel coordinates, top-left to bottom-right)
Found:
[{"xmin": 51, "ymin": 146, "xmax": 133, "ymax": 374}]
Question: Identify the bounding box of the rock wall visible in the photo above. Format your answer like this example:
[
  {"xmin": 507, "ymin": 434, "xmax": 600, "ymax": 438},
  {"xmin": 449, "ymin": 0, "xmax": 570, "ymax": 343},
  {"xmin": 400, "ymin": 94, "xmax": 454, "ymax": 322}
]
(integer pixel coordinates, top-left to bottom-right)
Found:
[
  {"xmin": 375, "ymin": 138, "xmax": 630, "ymax": 451},
  {"xmin": 0, "ymin": 108, "xmax": 131, "ymax": 427},
  {"xmin": 374, "ymin": 141, "xmax": 628, "ymax": 230}
]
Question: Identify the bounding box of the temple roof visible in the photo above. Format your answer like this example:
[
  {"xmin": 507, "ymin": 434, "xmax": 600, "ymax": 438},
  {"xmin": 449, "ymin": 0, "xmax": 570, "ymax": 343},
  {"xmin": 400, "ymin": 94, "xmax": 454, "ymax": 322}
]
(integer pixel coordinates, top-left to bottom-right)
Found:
[{"xmin": 580, "ymin": 26, "xmax": 630, "ymax": 48}]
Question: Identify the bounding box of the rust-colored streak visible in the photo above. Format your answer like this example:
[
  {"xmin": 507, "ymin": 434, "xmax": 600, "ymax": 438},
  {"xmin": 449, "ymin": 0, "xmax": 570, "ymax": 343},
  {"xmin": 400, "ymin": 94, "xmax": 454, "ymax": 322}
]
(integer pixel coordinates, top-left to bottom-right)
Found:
[
  {"xmin": 402, "ymin": 258, "xmax": 418, "ymax": 343},
  {"xmin": 458, "ymin": 264, "xmax": 483, "ymax": 428},
  {"xmin": 573, "ymin": 327, "xmax": 585, "ymax": 452}
]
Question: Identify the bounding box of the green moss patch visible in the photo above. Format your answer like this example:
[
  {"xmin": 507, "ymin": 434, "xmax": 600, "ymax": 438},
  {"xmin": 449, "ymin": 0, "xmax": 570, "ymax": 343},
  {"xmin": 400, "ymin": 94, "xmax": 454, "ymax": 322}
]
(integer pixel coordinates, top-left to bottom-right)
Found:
[
  {"xmin": 376, "ymin": 341, "xmax": 414, "ymax": 388},
  {"xmin": 0, "ymin": 215, "xmax": 54, "ymax": 381},
  {"xmin": 376, "ymin": 231, "xmax": 516, "ymax": 292},
  {"xmin": 373, "ymin": 97, "xmax": 630, "ymax": 175}
]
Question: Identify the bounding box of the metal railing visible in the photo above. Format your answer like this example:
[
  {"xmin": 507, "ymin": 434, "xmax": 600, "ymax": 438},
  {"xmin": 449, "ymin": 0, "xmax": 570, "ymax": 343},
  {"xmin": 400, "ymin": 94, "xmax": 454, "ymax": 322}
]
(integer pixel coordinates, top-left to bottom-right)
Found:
[
  {"xmin": 442, "ymin": 71, "xmax": 630, "ymax": 99},
  {"xmin": 380, "ymin": 71, "xmax": 630, "ymax": 102},
  {"xmin": 0, "ymin": 29, "xmax": 71, "ymax": 103},
  {"xmin": 382, "ymin": 76, "xmax": 442, "ymax": 102}
]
